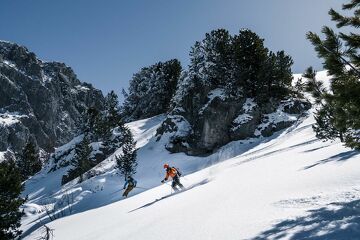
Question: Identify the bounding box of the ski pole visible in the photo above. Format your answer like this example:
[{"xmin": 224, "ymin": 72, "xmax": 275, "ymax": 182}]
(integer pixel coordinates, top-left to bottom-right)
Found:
[
  {"xmin": 135, "ymin": 186, "xmax": 148, "ymax": 190},
  {"xmin": 110, "ymin": 189, "xmax": 123, "ymax": 195}
]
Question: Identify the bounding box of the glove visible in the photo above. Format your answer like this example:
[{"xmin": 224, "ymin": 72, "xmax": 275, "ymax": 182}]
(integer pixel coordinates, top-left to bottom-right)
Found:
[{"xmin": 161, "ymin": 180, "xmax": 165, "ymax": 183}]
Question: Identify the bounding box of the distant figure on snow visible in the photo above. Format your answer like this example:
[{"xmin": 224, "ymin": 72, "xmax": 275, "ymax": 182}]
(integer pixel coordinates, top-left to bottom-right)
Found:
[
  {"xmin": 123, "ymin": 175, "xmax": 137, "ymax": 197},
  {"xmin": 161, "ymin": 164, "xmax": 185, "ymax": 192}
]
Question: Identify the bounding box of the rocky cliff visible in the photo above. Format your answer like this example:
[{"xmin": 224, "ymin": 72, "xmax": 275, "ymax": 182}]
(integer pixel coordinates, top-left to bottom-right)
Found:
[
  {"xmin": 156, "ymin": 86, "xmax": 311, "ymax": 156},
  {"xmin": 0, "ymin": 41, "xmax": 104, "ymax": 153}
]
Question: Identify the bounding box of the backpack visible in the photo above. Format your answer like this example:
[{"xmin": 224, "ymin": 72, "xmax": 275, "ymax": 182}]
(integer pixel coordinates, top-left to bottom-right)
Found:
[{"xmin": 175, "ymin": 167, "xmax": 182, "ymax": 177}]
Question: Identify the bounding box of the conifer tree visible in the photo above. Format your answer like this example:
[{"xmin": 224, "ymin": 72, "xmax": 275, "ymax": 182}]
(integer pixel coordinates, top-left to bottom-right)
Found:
[
  {"xmin": 160, "ymin": 59, "xmax": 182, "ymax": 110},
  {"xmin": 63, "ymin": 136, "xmax": 93, "ymax": 184},
  {"xmin": 189, "ymin": 41, "xmax": 206, "ymax": 86},
  {"xmin": 115, "ymin": 129, "xmax": 137, "ymax": 177},
  {"xmin": 202, "ymin": 29, "xmax": 232, "ymax": 86},
  {"xmin": 73, "ymin": 136, "xmax": 92, "ymax": 182},
  {"xmin": 303, "ymin": 67, "xmax": 345, "ymax": 141},
  {"xmin": 101, "ymin": 126, "xmax": 125, "ymax": 157},
  {"xmin": 17, "ymin": 140, "xmax": 42, "ymax": 180},
  {"xmin": 122, "ymin": 59, "xmax": 181, "ymax": 121},
  {"xmin": 231, "ymin": 29, "xmax": 269, "ymax": 97},
  {"xmin": 104, "ymin": 91, "xmax": 123, "ymax": 130},
  {"xmin": 305, "ymin": 0, "xmax": 360, "ymax": 148},
  {"xmin": 97, "ymin": 91, "xmax": 128, "ymax": 156},
  {"xmin": 0, "ymin": 159, "xmax": 25, "ymax": 239},
  {"xmin": 175, "ymin": 28, "xmax": 295, "ymax": 110},
  {"xmin": 83, "ymin": 107, "xmax": 101, "ymax": 136},
  {"xmin": 269, "ymin": 51, "xmax": 294, "ymax": 99}
]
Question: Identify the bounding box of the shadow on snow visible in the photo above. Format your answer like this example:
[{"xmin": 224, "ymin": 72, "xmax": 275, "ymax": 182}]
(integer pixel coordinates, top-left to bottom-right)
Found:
[
  {"xmin": 231, "ymin": 138, "xmax": 320, "ymax": 168},
  {"xmin": 128, "ymin": 179, "xmax": 210, "ymax": 213},
  {"xmin": 252, "ymin": 199, "xmax": 360, "ymax": 240},
  {"xmin": 303, "ymin": 150, "xmax": 360, "ymax": 170}
]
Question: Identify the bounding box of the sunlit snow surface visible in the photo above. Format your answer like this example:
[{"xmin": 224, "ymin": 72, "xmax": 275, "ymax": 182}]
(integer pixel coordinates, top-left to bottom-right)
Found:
[{"xmin": 23, "ymin": 72, "xmax": 360, "ymax": 240}]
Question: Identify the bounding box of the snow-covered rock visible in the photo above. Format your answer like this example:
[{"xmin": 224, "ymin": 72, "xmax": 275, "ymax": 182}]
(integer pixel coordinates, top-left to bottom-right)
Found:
[{"xmin": 159, "ymin": 87, "xmax": 311, "ymax": 156}]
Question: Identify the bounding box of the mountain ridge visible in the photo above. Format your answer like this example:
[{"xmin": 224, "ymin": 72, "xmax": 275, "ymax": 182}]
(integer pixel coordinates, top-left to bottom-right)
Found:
[{"xmin": 0, "ymin": 40, "xmax": 104, "ymax": 153}]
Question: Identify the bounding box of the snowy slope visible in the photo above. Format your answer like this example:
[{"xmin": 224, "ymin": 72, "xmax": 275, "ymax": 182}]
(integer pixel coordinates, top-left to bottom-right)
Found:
[
  {"xmin": 25, "ymin": 109, "xmax": 360, "ymax": 240},
  {"xmin": 23, "ymin": 72, "xmax": 360, "ymax": 239},
  {"xmin": 20, "ymin": 112, "xmax": 268, "ymax": 237}
]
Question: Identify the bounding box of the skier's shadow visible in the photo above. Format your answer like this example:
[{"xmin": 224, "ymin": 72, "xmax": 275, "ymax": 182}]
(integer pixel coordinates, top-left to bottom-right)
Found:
[{"xmin": 128, "ymin": 179, "xmax": 210, "ymax": 213}]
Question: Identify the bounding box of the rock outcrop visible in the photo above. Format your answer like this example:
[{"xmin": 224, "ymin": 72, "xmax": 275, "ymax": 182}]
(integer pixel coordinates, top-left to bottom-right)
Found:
[{"xmin": 157, "ymin": 88, "xmax": 311, "ymax": 156}]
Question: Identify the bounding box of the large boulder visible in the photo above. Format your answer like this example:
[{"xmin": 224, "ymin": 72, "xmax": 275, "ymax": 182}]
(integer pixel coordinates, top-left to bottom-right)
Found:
[
  {"xmin": 157, "ymin": 91, "xmax": 311, "ymax": 156},
  {"xmin": 196, "ymin": 93, "xmax": 244, "ymax": 151}
]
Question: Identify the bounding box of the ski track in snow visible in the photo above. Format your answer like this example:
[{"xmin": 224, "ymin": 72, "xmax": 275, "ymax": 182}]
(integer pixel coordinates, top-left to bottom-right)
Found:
[{"xmin": 22, "ymin": 72, "xmax": 360, "ymax": 240}]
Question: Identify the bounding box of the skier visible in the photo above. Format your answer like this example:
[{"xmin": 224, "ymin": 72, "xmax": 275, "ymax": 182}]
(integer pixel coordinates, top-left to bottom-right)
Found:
[
  {"xmin": 161, "ymin": 164, "xmax": 185, "ymax": 192},
  {"xmin": 123, "ymin": 175, "xmax": 137, "ymax": 198}
]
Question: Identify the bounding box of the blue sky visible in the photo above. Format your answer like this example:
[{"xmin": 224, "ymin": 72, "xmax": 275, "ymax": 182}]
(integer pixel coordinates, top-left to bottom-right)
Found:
[{"xmin": 0, "ymin": 0, "xmax": 344, "ymax": 100}]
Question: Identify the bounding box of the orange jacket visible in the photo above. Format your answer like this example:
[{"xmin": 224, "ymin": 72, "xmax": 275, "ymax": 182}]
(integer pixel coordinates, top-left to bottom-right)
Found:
[{"xmin": 164, "ymin": 167, "xmax": 177, "ymax": 180}]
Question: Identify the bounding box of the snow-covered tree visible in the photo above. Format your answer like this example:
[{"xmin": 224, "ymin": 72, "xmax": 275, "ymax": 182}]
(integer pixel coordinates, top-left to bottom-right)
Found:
[
  {"xmin": 173, "ymin": 28, "xmax": 295, "ymax": 109},
  {"xmin": 101, "ymin": 125, "xmax": 128, "ymax": 156},
  {"xmin": 190, "ymin": 29, "xmax": 232, "ymax": 87},
  {"xmin": 122, "ymin": 59, "xmax": 182, "ymax": 121},
  {"xmin": 104, "ymin": 91, "xmax": 123, "ymax": 130},
  {"xmin": 231, "ymin": 29, "xmax": 269, "ymax": 97},
  {"xmin": 115, "ymin": 128, "xmax": 137, "ymax": 177}
]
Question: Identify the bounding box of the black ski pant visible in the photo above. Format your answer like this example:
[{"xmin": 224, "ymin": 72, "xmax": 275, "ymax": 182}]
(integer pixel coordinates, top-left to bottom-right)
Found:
[{"xmin": 171, "ymin": 176, "xmax": 184, "ymax": 191}]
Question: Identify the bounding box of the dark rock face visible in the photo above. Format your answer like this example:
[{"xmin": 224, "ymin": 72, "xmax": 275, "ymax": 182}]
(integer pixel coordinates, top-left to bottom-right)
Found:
[
  {"xmin": 157, "ymin": 87, "xmax": 311, "ymax": 156},
  {"xmin": 283, "ymin": 99, "xmax": 312, "ymax": 114},
  {"xmin": 156, "ymin": 115, "xmax": 192, "ymax": 153},
  {"xmin": 197, "ymin": 96, "xmax": 245, "ymax": 152},
  {"xmin": 229, "ymin": 103, "xmax": 261, "ymax": 140},
  {"xmin": 157, "ymin": 88, "xmax": 244, "ymax": 155},
  {"xmin": 0, "ymin": 41, "xmax": 104, "ymax": 152}
]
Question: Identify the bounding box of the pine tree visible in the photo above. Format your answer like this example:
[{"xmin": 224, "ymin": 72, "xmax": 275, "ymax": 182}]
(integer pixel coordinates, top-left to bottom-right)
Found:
[
  {"xmin": 173, "ymin": 28, "xmax": 295, "ymax": 112},
  {"xmin": 115, "ymin": 129, "xmax": 137, "ymax": 177},
  {"xmin": 231, "ymin": 29, "xmax": 269, "ymax": 97},
  {"xmin": 303, "ymin": 67, "xmax": 345, "ymax": 141},
  {"xmin": 63, "ymin": 136, "xmax": 93, "ymax": 184},
  {"xmin": 101, "ymin": 126, "xmax": 125, "ymax": 157},
  {"xmin": 0, "ymin": 160, "xmax": 25, "ymax": 240},
  {"xmin": 122, "ymin": 59, "xmax": 182, "ymax": 121},
  {"xmin": 267, "ymin": 51, "xmax": 294, "ymax": 100},
  {"xmin": 202, "ymin": 29, "xmax": 232, "ymax": 86},
  {"xmin": 83, "ymin": 107, "xmax": 101, "ymax": 136},
  {"xmin": 104, "ymin": 91, "xmax": 123, "ymax": 130},
  {"xmin": 189, "ymin": 41, "xmax": 206, "ymax": 87},
  {"xmin": 17, "ymin": 140, "xmax": 42, "ymax": 180},
  {"xmin": 73, "ymin": 136, "xmax": 92, "ymax": 182},
  {"xmin": 160, "ymin": 59, "xmax": 182, "ymax": 110},
  {"xmin": 305, "ymin": 0, "xmax": 360, "ymax": 148},
  {"xmin": 98, "ymin": 91, "xmax": 128, "ymax": 156}
]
